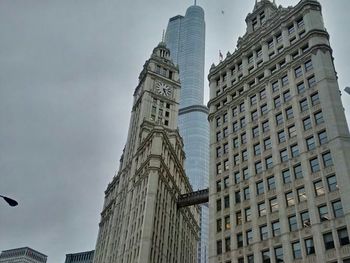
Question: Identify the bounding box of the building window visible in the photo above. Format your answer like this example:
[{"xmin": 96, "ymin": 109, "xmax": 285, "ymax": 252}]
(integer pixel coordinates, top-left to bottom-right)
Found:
[
  {"xmin": 285, "ymin": 191, "xmax": 295, "ymax": 207},
  {"xmin": 254, "ymin": 143, "xmax": 261, "ymax": 156},
  {"xmin": 295, "ymin": 66, "xmax": 303, "ymax": 78},
  {"xmin": 244, "ymin": 187, "xmax": 250, "ymax": 200},
  {"xmin": 291, "ymin": 144, "xmax": 300, "ymax": 158},
  {"xmin": 278, "ymin": 130, "xmax": 286, "ymax": 143},
  {"xmin": 223, "ymin": 127, "xmax": 229, "ymax": 137},
  {"xmin": 288, "ymin": 24, "xmax": 295, "ymax": 34},
  {"xmin": 283, "ymin": 90, "xmax": 291, "ymax": 102},
  {"xmin": 276, "ymin": 113, "xmax": 284, "ymax": 125},
  {"xmin": 237, "ymin": 233, "xmax": 243, "ymax": 248},
  {"xmin": 297, "ymin": 187, "xmax": 307, "ymax": 202},
  {"xmin": 233, "ymin": 137, "xmax": 239, "ymax": 148},
  {"xmin": 338, "ymin": 228, "xmax": 350, "ymax": 246},
  {"xmin": 274, "ymin": 246, "xmax": 283, "ymax": 262},
  {"xmin": 286, "ymin": 107, "xmax": 294, "ymax": 119},
  {"xmin": 318, "ymin": 130, "xmax": 328, "ymax": 145},
  {"xmin": 245, "ymin": 207, "xmax": 252, "ymax": 222},
  {"xmin": 224, "ymin": 160, "xmax": 229, "ymax": 171},
  {"xmin": 242, "ymin": 150, "xmax": 248, "ymax": 161},
  {"xmin": 234, "ymin": 154, "xmax": 240, "ymax": 166},
  {"xmin": 224, "ymin": 195, "xmax": 230, "ymax": 209},
  {"xmin": 216, "ymin": 131, "xmax": 222, "ymax": 142},
  {"xmin": 240, "ymin": 117, "xmax": 246, "ymax": 128},
  {"xmin": 306, "ymin": 136, "xmax": 316, "ymax": 150},
  {"xmin": 246, "ymin": 229, "xmax": 253, "ymax": 245},
  {"xmin": 234, "ymin": 171, "xmax": 240, "ymax": 184},
  {"xmin": 318, "ymin": 205, "xmax": 329, "ymax": 221},
  {"xmin": 251, "ymin": 110, "xmax": 259, "ymax": 121},
  {"xmin": 233, "ymin": 107, "xmax": 238, "ymax": 116},
  {"xmin": 289, "ymin": 215, "xmax": 298, "ymax": 231},
  {"xmin": 252, "ymin": 126, "xmax": 259, "ymax": 138},
  {"xmin": 216, "ymin": 147, "xmax": 222, "ymax": 158},
  {"xmin": 217, "ymin": 240, "xmax": 223, "ymax": 255},
  {"xmin": 280, "ymin": 149, "xmax": 288, "ymax": 162},
  {"xmin": 288, "ymin": 125, "xmax": 297, "ymax": 138},
  {"xmin": 225, "ymin": 215, "xmax": 231, "ymax": 230},
  {"xmin": 301, "ymin": 211, "xmax": 310, "ymax": 227},
  {"xmin": 216, "ymin": 181, "xmax": 221, "ymax": 192},
  {"xmin": 274, "ymin": 96, "xmax": 281, "ymax": 108},
  {"xmin": 272, "ymin": 221, "xmax": 281, "ymax": 236},
  {"xmin": 235, "ymin": 191, "xmax": 241, "ymax": 204},
  {"xmin": 267, "ymin": 176, "xmax": 276, "ymax": 190},
  {"xmin": 241, "ymin": 133, "xmax": 247, "ymax": 144},
  {"xmin": 223, "ymin": 176, "xmax": 229, "ymax": 188},
  {"xmin": 310, "ymin": 157, "xmax": 320, "ymax": 173},
  {"xmin": 270, "ymin": 197, "xmax": 278, "ymax": 212},
  {"xmin": 255, "ymin": 161, "xmax": 262, "ymax": 174},
  {"xmin": 297, "ymin": 82, "xmax": 306, "ymax": 93},
  {"xmin": 308, "ymin": 75, "xmax": 316, "ymax": 88},
  {"xmin": 322, "ymin": 152, "xmax": 333, "ymax": 167},
  {"xmin": 224, "ymin": 143, "xmax": 229, "ymax": 154},
  {"xmin": 305, "ymin": 60, "xmax": 313, "ymax": 72},
  {"xmin": 266, "ymin": 156, "xmax": 273, "ymax": 169},
  {"xmin": 243, "ymin": 167, "xmax": 250, "ymax": 180},
  {"xmin": 216, "ymin": 117, "xmax": 222, "ymax": 127},
  {"xmin": 262, "ymin": 250, "xmax": 271, "ymax": 263},
  {"xmin": 282, "ymin": 75, "xmax": 289, "ymax": 86},
  {"xmin": 233, "ymin": 121, "xmax": 239, "ymax": 132},
  {"xmin": 294, "ymin": 164, "xmax": 303, "ymax": 179},
  {"xmin": 260, "ymin": 225, "xmax": 268, "ymax": 240},
  {"xmin": 260, "ymin": 89, "xmax": 267, "ymax": 99},
  {"xmin": 282, "ymin": 169, "xmax": 291, "ymax": 184},
  {"xmin": 272, "ymin": 81, "xmax": 279, "ymax": 92},
  {"xmin": 264, "ymin": 137, "xmax": 272, "ymax": 150},
  {"xmin": 311, "ymin": 92, "xmax": 320, "ymax": 105},
  {"xmin": 332, "ymin": 200, "xmax": 344, "ymax": 218},
  {"xmin": 216, "ymin": 199, "xmax": 222, "ymax": 212},
  {"xmin": 217, "ymin": 163, "xmax": 222, "ymax": 174},
  {"xmin": 303, "ymin": 116, "xmax": 312, "ymax": 130},
  {"xmin": 217, "ymin": 219, "xmax": 222, "ymax": 232},
  {"xmin": 314, "ymin": 180, "xmax": 325, "ymax": 196},
  {"xmin": 323, "ymin": 232, "xmax": 335, "ymax": 250},
  {"xmin": 240, "ymin": 102, "xmax": 245, "ymax": 112},
  {"xmin": 300, "ymin": 99, "xmax": 308, "ymax": 112},
  {"xmin": 256, "ymin": 181, "xmax": 264, "ymax": 195},
  {"xmin": 315, "ymin": 111, "xmax": 324, "ymax": 125},
  {"xmin": 236, "ymin": 211, "xmax": 242, "ymax": 225},
  {"xmin": 250, "ymin": 95, "xmax": 257, "ymax": 105},
  {"xmin": 292, "ymin": 241, "xmax": 302, "ymax": 259},
  {"xmin": 327, "ymin": 175, "xmax": 338, "ymax": 192},
  {"xmin": 261, "ymin": 104, "xmax": 268, "ymax": 115},
  {"xmin": 225, "ymin": 237, "xmax": 231, "ymax": 252},
  {"xmin": 259, "ymin": 202, "xmax": 266, "ymax": 216},
  {"xmin": 305, "ymin": 238, "xmax": 315, "ymax": 255}
]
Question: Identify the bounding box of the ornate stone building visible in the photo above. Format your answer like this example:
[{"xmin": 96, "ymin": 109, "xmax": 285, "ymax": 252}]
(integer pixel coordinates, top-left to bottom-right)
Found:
[
  {"xmin": 208, "ymin": 0, "xmax": 350, "ymax": 262},
  {"xmin": 93, "ymin": 42, "xmax": 199, "ymax": 263}
]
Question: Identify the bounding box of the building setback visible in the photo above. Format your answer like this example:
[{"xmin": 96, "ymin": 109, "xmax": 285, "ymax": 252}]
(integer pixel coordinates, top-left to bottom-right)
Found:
[
  {"xmin": 93, "ymin": 42, "xmax": 199, "ymax": 263},
  {"xmin": 64, "ymin": 250, "xmax": 94, "ymax": 263},
  {"xmin": 0, "ymin": 247, "xmax": 47, "ymax": 263},
  {"xmin": 208, "ymin": 0, "xmax": 350, "ymax": 262},
  {"xmin": 165, "ymin": 5, "xmax": 209, "ymax": 263}
]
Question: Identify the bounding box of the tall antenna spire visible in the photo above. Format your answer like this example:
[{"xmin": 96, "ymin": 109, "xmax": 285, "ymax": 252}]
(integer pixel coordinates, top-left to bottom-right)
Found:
[
  {"xmin": 162, "ymin": 29, "xmax": 165, "ymax": 42},
  {"xmin": 194, "ymin": 0, "xmax": 197, "ymax": 6}
]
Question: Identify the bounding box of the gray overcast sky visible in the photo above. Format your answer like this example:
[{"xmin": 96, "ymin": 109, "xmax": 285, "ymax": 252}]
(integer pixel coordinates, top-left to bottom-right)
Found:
[{"xmin": 1, "ymin": 0, "xmax": 349, "ymax": 262}]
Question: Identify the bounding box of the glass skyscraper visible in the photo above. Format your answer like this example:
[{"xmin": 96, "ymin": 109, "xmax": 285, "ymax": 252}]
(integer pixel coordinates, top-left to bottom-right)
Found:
[{"xmin": 165, "ymin": 5, "xmax": 209, "ymax": 263}]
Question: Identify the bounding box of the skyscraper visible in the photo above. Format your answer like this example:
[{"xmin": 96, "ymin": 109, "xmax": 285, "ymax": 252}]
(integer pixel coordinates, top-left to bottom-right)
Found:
[
  {"xmin": 93, "ymin": 42, "xmax": 199, "ymax": 263},
  {"xmin": 165, "ymin": 4, "xmax": 209, "ymax": 262},
  {"xmin": 0, "ymin": 247, "xmax": 47, "ymax": 263},
  {"xmin": 65, "ymin": 250, "xmax": 94, "ymax": 263},
  {"xmin": 208, "ymin": 0, "xmax": 350, "ymax": 262}
]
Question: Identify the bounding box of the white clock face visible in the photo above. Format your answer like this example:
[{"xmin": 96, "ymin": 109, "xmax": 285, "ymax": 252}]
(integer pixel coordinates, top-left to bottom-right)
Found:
[{"xmin": 156, "ymin": 81, "xmax": 172, "ymax": 97}]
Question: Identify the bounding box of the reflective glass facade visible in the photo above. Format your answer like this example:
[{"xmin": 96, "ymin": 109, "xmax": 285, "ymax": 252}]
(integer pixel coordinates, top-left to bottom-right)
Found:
[{"xmin": 166, "ymin": 5, "xmax": 209, "ymax": 263}]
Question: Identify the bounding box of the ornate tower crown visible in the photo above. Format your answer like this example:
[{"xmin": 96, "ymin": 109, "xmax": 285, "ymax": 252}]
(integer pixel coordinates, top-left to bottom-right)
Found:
[{"xmin": 246, "ymin": 0, "xmax": 277, "ymax": 33}]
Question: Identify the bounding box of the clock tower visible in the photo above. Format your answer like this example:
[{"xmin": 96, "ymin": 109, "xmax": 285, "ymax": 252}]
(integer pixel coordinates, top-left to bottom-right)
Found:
[{"xmin": 93, "ymin": 42, "xmax": 199, "ymax": 263}]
